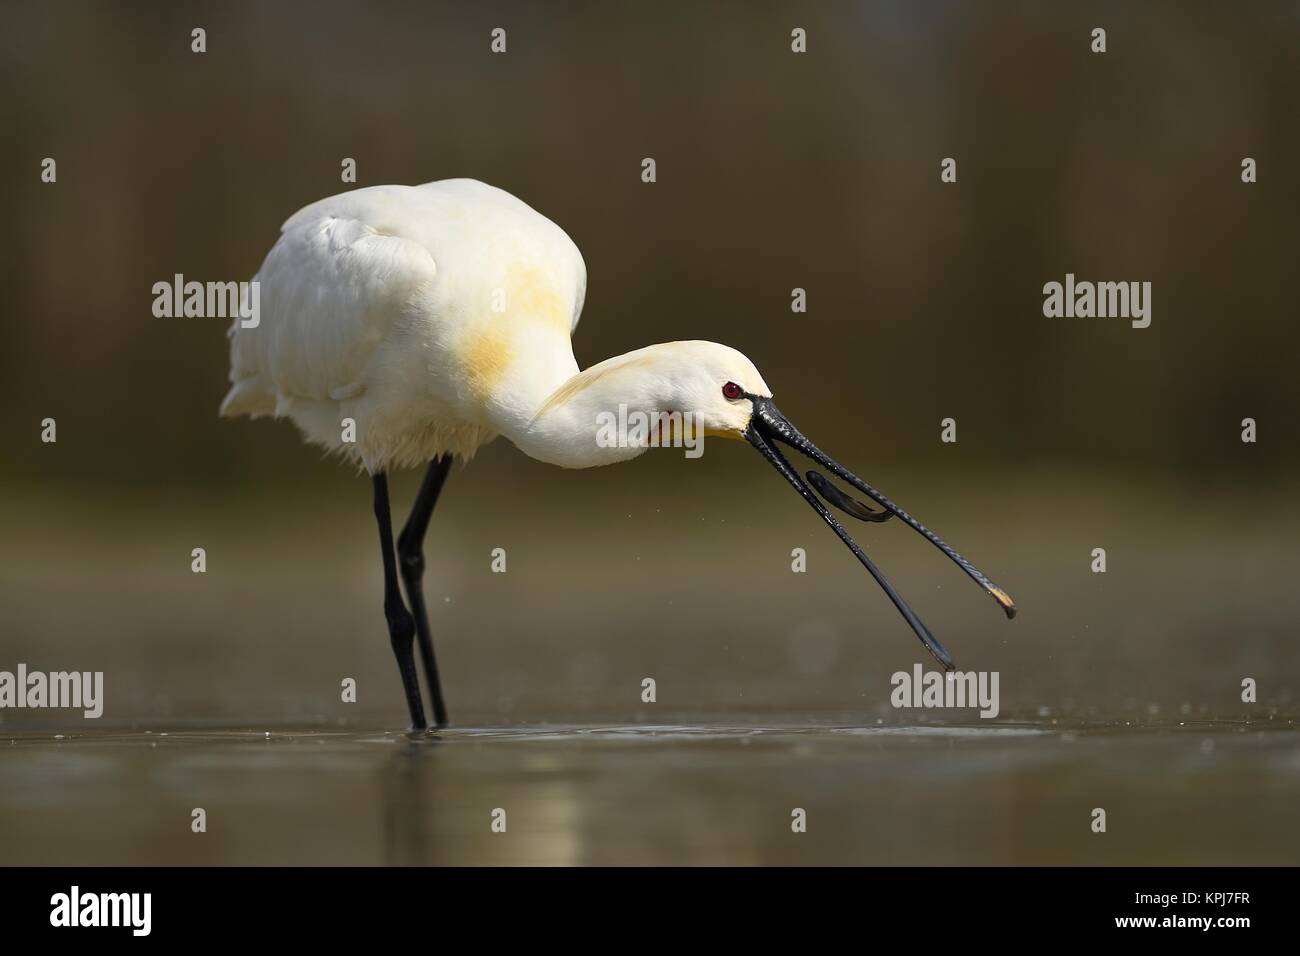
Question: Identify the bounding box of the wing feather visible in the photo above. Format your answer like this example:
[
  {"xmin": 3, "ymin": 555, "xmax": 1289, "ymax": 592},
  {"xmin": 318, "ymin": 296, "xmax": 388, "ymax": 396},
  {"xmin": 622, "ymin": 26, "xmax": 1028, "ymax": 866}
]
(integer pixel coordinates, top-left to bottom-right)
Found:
[{"xmin": 222, "ymin": 180, "xmax": 587, "ymax": 426}]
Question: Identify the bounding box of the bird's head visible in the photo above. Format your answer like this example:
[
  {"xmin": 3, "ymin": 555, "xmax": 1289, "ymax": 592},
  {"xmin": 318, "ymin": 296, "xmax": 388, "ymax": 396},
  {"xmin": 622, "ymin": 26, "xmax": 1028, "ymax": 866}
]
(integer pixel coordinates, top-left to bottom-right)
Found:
[
  {"xmin": 528, "ymin": 339, "xmax": 770, "ymax": 443},
  {"xmin": 649, "ymin": 340, "xmax": 773, "ymax": 438}
]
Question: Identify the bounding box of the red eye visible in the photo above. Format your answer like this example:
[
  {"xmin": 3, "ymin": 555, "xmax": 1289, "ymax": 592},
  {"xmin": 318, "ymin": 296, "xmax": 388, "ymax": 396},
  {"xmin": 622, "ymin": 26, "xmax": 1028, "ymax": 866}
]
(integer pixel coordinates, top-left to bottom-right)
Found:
[{"xmin": 722, "ymin": 381, "xmax": 743, "ymax": 400}]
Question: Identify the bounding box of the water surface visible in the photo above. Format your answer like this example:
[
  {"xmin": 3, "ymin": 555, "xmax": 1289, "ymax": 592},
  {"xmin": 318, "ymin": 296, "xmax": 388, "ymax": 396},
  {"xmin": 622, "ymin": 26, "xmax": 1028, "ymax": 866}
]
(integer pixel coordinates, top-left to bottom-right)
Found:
[{"xmin": 3, "ymin": 719, "xmax": 1296, "ymax": 865}]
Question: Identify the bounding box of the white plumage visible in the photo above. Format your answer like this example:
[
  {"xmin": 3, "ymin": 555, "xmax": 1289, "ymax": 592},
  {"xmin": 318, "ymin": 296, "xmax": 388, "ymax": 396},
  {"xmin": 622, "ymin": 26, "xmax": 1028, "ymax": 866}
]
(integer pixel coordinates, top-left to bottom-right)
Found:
[{"xmin": 221, "ymin": 178, "xmax": 768, "ymax": 471}]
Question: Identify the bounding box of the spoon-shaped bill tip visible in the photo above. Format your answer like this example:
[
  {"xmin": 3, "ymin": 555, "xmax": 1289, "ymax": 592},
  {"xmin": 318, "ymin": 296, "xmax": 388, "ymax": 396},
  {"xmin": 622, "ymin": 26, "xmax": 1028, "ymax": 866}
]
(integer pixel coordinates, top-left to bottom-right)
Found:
[{"xmin": 989, "ymin": 586, "xmax": 1017, "ymax": 619}]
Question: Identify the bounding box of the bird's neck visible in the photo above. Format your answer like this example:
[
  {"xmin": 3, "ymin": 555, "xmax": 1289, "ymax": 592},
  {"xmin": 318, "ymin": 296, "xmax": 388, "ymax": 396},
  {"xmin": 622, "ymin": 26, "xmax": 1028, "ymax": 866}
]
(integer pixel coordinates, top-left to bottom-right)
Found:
[{"xmin": 493, "ymin": 345, "xmax": 669, "ymax": 469}]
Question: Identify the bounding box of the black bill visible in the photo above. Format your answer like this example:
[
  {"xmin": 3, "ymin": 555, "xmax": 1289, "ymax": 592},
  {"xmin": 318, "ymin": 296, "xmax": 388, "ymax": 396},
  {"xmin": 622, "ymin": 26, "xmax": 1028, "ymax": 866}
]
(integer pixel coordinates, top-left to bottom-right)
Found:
[
  {"xmin": 806, "ymin": 470, "xmax": 894, "ymax": 522},
  {"xmin": 745, "ymin": 395, "xmax": 1017, "ymax": 670}
]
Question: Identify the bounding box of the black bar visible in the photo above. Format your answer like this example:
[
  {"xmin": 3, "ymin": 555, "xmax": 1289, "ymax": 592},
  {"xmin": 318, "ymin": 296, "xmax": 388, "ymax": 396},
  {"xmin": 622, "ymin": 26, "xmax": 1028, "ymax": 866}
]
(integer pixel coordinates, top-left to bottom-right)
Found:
[{"xmin": 0, "ymin": 867, "xmax": 1282, "ymax": 941}]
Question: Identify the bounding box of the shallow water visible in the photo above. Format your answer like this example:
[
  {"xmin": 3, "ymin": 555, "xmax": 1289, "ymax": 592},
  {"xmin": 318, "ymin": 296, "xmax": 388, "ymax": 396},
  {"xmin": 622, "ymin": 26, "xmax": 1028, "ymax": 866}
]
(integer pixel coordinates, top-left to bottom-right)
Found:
[
  {"xmin": 2, "ymin": 481, "xmax": 1297, "ymax": 864},
  {"xmin": 2, "ymin": 719, "xmax": 1297, "ymax": 865}
]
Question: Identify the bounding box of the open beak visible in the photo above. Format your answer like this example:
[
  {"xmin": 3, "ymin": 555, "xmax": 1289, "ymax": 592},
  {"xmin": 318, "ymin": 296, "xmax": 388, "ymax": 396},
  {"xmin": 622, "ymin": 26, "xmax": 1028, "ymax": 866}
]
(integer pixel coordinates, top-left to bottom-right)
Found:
[{"xmin": 745, "ymin": 395, "xmax": 1016, "ymax": 670}]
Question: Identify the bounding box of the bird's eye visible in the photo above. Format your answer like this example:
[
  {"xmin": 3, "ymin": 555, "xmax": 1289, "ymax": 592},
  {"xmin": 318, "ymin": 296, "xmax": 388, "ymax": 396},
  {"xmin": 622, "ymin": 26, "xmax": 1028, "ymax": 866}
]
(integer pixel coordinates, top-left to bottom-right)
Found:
[{"xmin": 722, "ymin": 381, "xmax": 743, "ymax": 400}]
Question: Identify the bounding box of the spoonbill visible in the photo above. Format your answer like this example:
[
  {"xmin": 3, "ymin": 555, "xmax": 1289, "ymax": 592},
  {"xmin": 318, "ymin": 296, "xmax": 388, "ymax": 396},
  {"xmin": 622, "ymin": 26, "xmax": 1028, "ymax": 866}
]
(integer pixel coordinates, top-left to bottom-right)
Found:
[{"xmin": 221, "ymin": 178, "xmax": 1015, "ymax": 729}]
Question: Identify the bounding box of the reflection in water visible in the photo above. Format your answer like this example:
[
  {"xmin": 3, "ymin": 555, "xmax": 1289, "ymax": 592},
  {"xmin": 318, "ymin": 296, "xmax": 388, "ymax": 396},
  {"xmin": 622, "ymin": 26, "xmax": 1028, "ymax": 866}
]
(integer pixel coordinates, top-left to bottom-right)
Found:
[
  {"xmin": 382, "ymin": 737, "xmax": 438, "ymax": 867},
  {"xmin": 379, "ymin": 733, "xmax": 586, "ymax": 865},
  {"xmin": 1, "ymin": 722, "xmax": 1298, "ymax": 865}
]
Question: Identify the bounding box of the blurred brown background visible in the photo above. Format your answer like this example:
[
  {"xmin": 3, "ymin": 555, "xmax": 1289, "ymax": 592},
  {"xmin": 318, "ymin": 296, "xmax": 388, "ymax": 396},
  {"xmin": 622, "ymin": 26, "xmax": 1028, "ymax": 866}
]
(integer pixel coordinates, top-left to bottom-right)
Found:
[{"xmin": 1, "ymin": 1, "xmax": 1297, "ymax": 728}]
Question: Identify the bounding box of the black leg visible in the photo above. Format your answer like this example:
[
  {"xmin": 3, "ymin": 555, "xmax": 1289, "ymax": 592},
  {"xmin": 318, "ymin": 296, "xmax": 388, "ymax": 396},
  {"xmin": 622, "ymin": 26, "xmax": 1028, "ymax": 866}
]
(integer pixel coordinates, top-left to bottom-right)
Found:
[
  {"xmin": 373, "ymin": 473, "xmax": 427, "ymax": 731},
  {"xmin": 397, "ymin": 454, "xmax": 454, "ymax": 727}
]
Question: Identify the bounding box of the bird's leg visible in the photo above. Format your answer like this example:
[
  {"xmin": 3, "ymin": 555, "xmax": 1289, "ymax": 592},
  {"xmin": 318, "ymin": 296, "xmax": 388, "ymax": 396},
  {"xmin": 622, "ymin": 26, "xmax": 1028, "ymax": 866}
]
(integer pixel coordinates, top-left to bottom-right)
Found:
[
  {"xmin": 372, "ymin": 472, "xmax": 427, "ymax": 731},
  {"xmin": 397, "ymin": 454, "xmax": 454, "ymax": 728}
]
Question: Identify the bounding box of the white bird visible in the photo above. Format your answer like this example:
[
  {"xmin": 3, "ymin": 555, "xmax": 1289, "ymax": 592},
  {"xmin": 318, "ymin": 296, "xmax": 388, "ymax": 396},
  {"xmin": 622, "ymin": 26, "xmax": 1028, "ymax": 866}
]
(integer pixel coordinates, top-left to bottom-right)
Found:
[{"xmin": 221, "ymin": 178, "xmax": 1015, "ymax": 729}]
